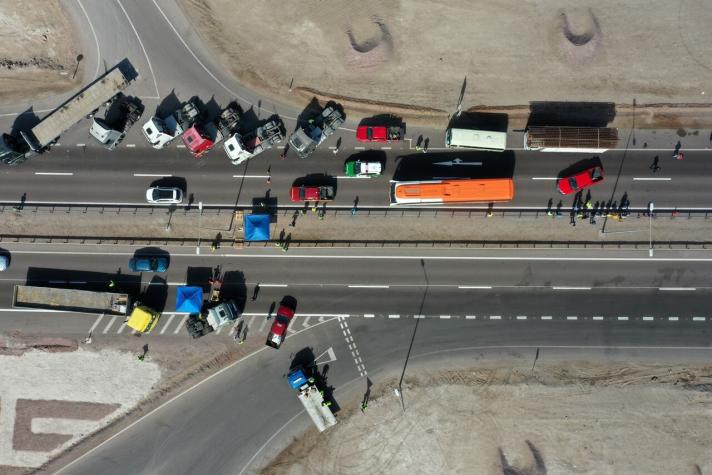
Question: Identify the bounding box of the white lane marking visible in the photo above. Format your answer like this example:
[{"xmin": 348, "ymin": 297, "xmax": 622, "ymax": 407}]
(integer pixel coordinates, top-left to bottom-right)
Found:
[
  {"xmin": 259, "ymin": 284, "xmax": 288, "ymax": 288},
  {"xmin": 69, "ymin": 281, "xmax": 87, "ymax": 284},
  {"xmin": 364, "ymin": 314, "xmax": 375, "ymax": 318},
  {"xmin": 465, "ymin": 315, "xmax": 477, "ymax": 319},
  {"xmin": 117, "ymin": 321, "xmax": 127, "ymax": 333},
  {"xmin": 77, "ymin": 0, "xmax": 101, "ymax": 80},
  {"xmin": 160, "ymin": 314, "xmax": 177, "ymax": 334},
  {"xmin": 354, "ymin": 146, "xmax": 366, "ymax": 150},
  {"xmin": 566, "ymin": 316, "xmax": 578, "ymax": 320},
  {"xmin": 133, "ymin": 173, "xmax": 172, "ymax": 177},
  {"xmin": 388, "ymin": 314, "xmax": 400, "ymax": 319},
  {"xmin": 633, "ymin": 177, "xmax": 671, "ymax": 181},
  {"xmin": 301, "ymin": 316, "xmax": 311, "ymax": 328},
  {"xmin": 232, "ymin": 175, "xmax": 270, "ymax": 179},
  {"xmin": 215, "ymin": 325, "xmax": 224, "ymax": 334},
  {"xmin": 103, "ymin": 315, "xmax": 119, "ymax": 334},
  {"xmin": 76, "ymin": 143, "xmax": 85, "ymax": 147},
  {"xmin": 593, "ymin": 316, "xmax": 604, "ymax": 321},
  {"xmin": 380, "ymin": 146, "xmax": 392, "ymax": 150},
  {"xmin": 116, "ymin": 0, "xmax": 161, "ymax": 97},
  {"xmin": 490, "ymin": 315, "xmax": 501, "ymax": 320},
  {"xmin": 413, "ymin": 315, "xmax": 425, "ymax": 319},
  {"xmin": 247, "ymin": 315, "xmax": 256, "ymax": 328},
  {"xmin": 531, "ymin": 177, "xmax": 557, "ymax": 180},
  {"xmin": 258, "ymin": 316, "xmax": 268, "ymax": 333},
  {"xmin": 88, "ymin": 314, "xmax": 105, "ymax": 334},
  {"xmin": 34, "ymin": 172, "xmax": 73, "ymax": 176},
  {"xmin": 348, "ymin": 285, "xmax": 390, "ymax": 289},
  {"xmin": 693, "ymin": 316, "xmax": 706, "ymax": 321},
  {"xmin": 618, "ymin": 316, "xmax": 629, "ymax": 321},
  {"xmin": 541, "ymin": 316, "xmax": 552, "ymax": 320},
  {"xmin": 440, "ymin": 315, "xmax": 451, "ymax": 319},
  {"xmin": 125, "ymin": 144, "xmax": 136, "ymax": 148},
  {"xmin": 668, "ymin": 316, "xmax": 679, "ymax": 321},
  {"xmin": 176, "ymin": 144, "xmax": 186, "ymax": 148},
  {"xmin": 643, "ymin": 316, "xmax": 654, "ymax": 321},
  {"xmin": 552, "ymin": 286, "xmax": 592, "ymax": 290},
  {"xmin": 516, "ymin": 315, "xmax": 527, "ymax": 320},
  {"xmin": 458, "ymin": 285, "xmax": 493, "ymax": 289},
  {"xmin": 659, "ymin": 287, "xmax": 696, "ymax": 291},
  {"xmin": 174, "ymin": 316, "xmax": 187, "ymax": 334}
]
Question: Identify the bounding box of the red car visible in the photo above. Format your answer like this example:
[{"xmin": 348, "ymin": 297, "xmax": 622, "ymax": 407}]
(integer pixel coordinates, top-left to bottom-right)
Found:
[
  {"xmin": 557, "ymin": 166, "xmax": 604, "ymax": 195},
  {"xmin": 265, "ymin": 300, "xmax": 296, "ymax": 349},
  {"xmin": 356, "ymin": 125, "xmax": 403, "ymax": 142}
]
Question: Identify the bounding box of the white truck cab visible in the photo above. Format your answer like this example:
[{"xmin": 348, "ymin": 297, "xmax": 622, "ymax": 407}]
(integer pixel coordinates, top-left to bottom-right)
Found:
[{"xmin": 142, "ymin": 116, "xmax": 182, "ymax": 149}]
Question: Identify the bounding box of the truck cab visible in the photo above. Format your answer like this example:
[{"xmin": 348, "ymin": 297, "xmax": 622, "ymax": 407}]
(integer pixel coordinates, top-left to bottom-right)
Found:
[
  {"xmin": 205, "ymin": 300, "xmax": 239, "ymax": 329},
  {"xmin": 182, "ymin": 124, "xmax": 216, "ymax": 158},
  {"xmin": 126, "ymin": 305, "xmax": 161, "ymax": 333},
  {"xmin": 288, "ymin": 105, "xmax": 344, "ymax": 159},
  {"xmin": 142, "ymin": 116, "xmax": 180, "ymax": 149}
]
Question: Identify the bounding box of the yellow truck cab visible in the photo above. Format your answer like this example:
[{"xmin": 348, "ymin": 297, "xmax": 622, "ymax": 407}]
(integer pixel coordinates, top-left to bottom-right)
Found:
[{"xmin": 126, "ymin": 305, "xmax": 161, "ymax": 333}]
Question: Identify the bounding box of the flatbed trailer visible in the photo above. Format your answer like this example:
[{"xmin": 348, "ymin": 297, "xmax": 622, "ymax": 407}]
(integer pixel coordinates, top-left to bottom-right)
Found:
[
  {"xmin": 524, "ymin": 126, "xmax": 619, "ymax": 153},
  {"xmin": 288, "ymin": 367, "xmax": 337, "ymax": 432},
  {"xmin": 12, "ymin": 285, "xmax": 131, "ymax": 315}
]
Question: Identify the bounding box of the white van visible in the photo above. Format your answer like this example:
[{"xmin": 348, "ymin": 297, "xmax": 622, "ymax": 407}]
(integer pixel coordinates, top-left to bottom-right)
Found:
[{"xmin": 445, "ymin": 128, "xmax": 507, "ymax": 151}]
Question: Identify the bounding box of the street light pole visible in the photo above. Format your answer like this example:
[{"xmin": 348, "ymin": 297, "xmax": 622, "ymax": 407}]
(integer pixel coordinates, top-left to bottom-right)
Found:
[
  {"xmin": 648, "ymin": 202, "xmax": 654, "ymax": 257},
  {"xmin": 196, "ymin": 201, "xmax": 203, "ymax": 255}
]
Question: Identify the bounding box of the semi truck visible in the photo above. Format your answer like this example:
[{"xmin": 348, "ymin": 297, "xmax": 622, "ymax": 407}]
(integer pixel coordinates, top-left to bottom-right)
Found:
[
  {"xmin": 288, "ymin": 105, "xmax": 344, "ymax": 159},
  {"xmin": 141, "ymin": 101, "xmax": 200, "ymax": 149},
  {"xmin": 0, "ymin": 67, "xmax": 132, "ymax": 165},
  {"xmin": 223, "ymin": 119, "xmax": 284, "ymax": 165},
  {"xmin": 185, "ymin": 279, "xmax": 241, "ymax": 338},
  {"xmin": 182, "ymin": 104, "xmax": 241, "ymax": 159},
  {"xmin": 524, "ymin": 126, "xmax": 619, "ymax": 153},
  {"xmin": 287, "ymin": 366, "xmax": 337, "ymax": 432},
  {"xmin": 12, "ymin": 285, "xmax": 160, "ymax": 333},
  {"xmin": 89, "ymin": 94, "xmax": 142, "ymax": 150}
]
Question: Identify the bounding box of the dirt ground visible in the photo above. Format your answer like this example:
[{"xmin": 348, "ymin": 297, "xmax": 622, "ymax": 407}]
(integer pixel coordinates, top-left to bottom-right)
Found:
[
  {"xmin": 178, "ymin": 0, "xmax": 712, "ymax": 126},
  {"xmin": 267, "ymin": 361, "xmax": 712, "ymax": 474},
  {"xmin": 0, "ymin": 0, "xmax": 82, "ymax": 104}
]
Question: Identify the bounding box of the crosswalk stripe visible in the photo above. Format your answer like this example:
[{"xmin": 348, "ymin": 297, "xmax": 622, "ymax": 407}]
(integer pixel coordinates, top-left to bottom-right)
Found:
[
  {"xmin": 103, "ymin": 315, "xmax": 119, "ymax": 334},
  {"xmin": 301, "ymin": 316, "xmax": 312, "ymax": 328},
  {"xmin": 117, "ymin": 322, "xmax": 127, "ymax": 333},
  {"xmin": 259, "ymin": 316, "xmax": 268, "ymax": 333},
  {"xmin": 174, "ymin": 316, "xmax": 187, "ymax": 334},
  {"xmin": 160, "ymin": 314, "xmax": 177, "ymax": 335},
  {"xmin": 88, "ymin": 314, "xmax": 105, "ymax": 334}
]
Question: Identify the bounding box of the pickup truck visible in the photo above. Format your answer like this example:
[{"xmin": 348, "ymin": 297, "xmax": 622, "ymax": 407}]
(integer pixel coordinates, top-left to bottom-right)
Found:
[
  {"xmin": 356, "ymin": 124, "xmax": 403, "ymax": 142},
  {"xmin": 289, "ymin": 185, "xmax": 335, "ymax": 202},
  {"xmin": 265, "ymin": 299, "xmax": 296, "ymax": 349}
]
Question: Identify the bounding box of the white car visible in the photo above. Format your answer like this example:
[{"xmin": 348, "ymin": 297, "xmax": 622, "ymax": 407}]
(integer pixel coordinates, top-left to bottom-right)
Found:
[{"xmin": 146, "ymin": 187, "xmax": 183, "ymax": 204}]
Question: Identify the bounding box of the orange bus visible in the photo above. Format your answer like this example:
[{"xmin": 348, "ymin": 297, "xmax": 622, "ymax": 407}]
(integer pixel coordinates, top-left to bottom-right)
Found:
[{"xmin": 389, "ymin": 178, "xmax": 514, "ymax": 205}]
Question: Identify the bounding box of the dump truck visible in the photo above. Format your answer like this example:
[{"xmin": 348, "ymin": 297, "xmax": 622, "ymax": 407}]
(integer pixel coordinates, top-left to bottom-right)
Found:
[
  {"xmin": 89, "ymin": 94, "xmax": 142, "ymax": 150},
  {"xmin": 0, "ymin": 67, "xmax": 132, "ymax": 165},
  {"xmin": 182, "ymin": 105, "xmax": 241, "ymax": 159},
  {"xmin": 288, "ymin": 366, "xmax": 337, "ymax": 432},
  {"xmin": 524, "ymin": 126, "xmax": 619, "ymax": 153},
  {"xmin": 141, "ymin": 100, "xmax": 200, "ymax": 149},
  {"xmin": 288, "ymin": 106, "xmax": 344, "ymax": 159},
  {"xmin": 13, "ymin": 284, "xmax": 160, "ymax": 333},
  {"xmin": 224, "ymin": 119, "xmax": 284, "ymax": 165},
  {"xmin": 185, "ymin": 279, "xmax": 241, "ymax": 338}
]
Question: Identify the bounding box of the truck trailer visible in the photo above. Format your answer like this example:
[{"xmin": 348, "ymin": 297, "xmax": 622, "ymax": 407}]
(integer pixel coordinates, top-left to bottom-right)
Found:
[
  {"xmin": 524, "ymin": 126, "xmax": 619, "ymax": 153},
  {"xmin": 0, "ymin": 67, "xmax": 132, "ymax": 165},
  {"xmin": 12, "ymin": 285, "xmax": 132, "ymax": 315}
]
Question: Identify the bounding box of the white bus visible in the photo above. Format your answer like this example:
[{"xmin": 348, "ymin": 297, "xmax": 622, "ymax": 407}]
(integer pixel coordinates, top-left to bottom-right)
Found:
[{"xmin": 445, "ymin": 127, "xmax": 507, "ymax": 151}]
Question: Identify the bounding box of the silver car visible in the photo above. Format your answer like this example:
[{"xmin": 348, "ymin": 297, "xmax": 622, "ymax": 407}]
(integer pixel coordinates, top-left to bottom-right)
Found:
[{"xmin": 146, "ymin": 187, "xmax": 183, "ymax": 204}]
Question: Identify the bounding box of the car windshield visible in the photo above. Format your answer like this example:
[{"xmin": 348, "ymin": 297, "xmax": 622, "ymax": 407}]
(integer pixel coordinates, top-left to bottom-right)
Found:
[
  {"xmin": 568, "ymin": 177, "xmax": 578, "ymax": 190},
  {"xmin": 276, "ymin": 315, "xmax": 290, "ymax": 326}
]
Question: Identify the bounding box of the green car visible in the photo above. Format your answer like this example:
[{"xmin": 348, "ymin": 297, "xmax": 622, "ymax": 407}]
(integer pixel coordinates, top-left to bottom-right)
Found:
[{"xmin": 344, "ymin": 160, "xmax": 383, "ymax": 177}]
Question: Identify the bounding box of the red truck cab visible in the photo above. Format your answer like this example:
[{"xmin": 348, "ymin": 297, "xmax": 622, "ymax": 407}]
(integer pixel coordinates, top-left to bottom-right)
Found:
[
  {"xmin": 181, "ymin": 125, "xmax": 214, "ymax": 159},
  {"xmin": 265, "ymin": 301, "xmax": 295, "ymax": 349}
]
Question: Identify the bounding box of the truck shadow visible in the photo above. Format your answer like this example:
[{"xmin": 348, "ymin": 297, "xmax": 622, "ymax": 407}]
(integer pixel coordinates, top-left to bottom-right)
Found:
[
  {"xmin": 185, "ymin": 266, "xmax": 214, "ymax": 293},
  {"xmin": 10, "ymin": 108, "xmax": 42, "ymax": 137},
  {"xmin": 154, "ymin": 90, "xmax": 182, "ymax": 118},
  {"xmin": 140, "ymin": 275, "xmax": 167, "ymax": 312},
  {"xmin": 527, "ymin": 101, "xmax": 616, "ymax": 128},
  {"xmin": 219, "ymin": 270, "xmax": 247, "ymax": 313}
]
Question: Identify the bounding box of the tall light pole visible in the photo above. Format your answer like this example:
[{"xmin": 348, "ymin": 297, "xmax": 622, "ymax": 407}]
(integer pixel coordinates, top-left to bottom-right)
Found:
[
  {"xmin": 648, "ymin": 202, "xmax": 654, "ymax": 257},
  {"xmin": 196, "ymin": 201, "xmax": 203, "ymax": 255}
]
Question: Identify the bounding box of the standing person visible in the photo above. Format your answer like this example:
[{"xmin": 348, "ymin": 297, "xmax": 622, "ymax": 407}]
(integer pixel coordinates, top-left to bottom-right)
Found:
[{"xmin": 266, "ymin": 165, "xmax": 271, "ymax": 184}]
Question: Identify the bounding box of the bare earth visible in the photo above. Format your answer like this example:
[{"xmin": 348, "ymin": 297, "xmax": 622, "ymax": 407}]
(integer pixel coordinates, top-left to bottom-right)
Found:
[
  {"xmin": 0, "ymin": 0, "xmax": 82, "ymax": 104},
  {"xmin": 179, "ymin": 0, "xmax": 712, "ymax": 124},
  {"xmin": 267, "ymin": 362, "xmax": 712, "ymax": 475}
]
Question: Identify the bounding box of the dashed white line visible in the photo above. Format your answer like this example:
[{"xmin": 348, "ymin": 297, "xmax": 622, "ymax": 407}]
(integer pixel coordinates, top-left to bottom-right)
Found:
[
  {"xmin": 440, "ymin": 315, "xmax": 451, "ymax": 319},
  {"xmin": 643, "ymin": 316, "xmax": 654, "ymax": 321},
  {"xmin": 516, "ymin": 315, "xmax": 527, "ymax": 320},
  {"xmin": 490, "ymin": 315, "xmax": 501, "ymax": 320},
  {"xmin": 133, "ymin": 173, "xmax": 172, "ymax": 177},
  {"xmin": 125, "ymin": 144, "xmax": 136, "ymax": 148},
  {"xmin": 174, "ymin": 316, "xmax": 187, "ymax": 334},
  {"xmin": 693, "ymin": 316, "xmax": 706, "ymax": 322},
  {"xmin": 364, "ymin": 314, "xmax": 375, "ymax": 318},
  {"xmin": 618, "ymin": 316, "xmax": 629, "ymax": 321},
  {"xmin": 668, "ymin": 316, "xmax": 679, "ymax": 321},
  {"xmin": 458, "ymin": 285, "xmax": 493, "ymax": 289},
  {"xmin": 354, "ymin": 146, "xmax": 366, "ymax": 150},
  {"xmin": 465, "ymin": 315, "xmax": 477, "ymax": 320},
  {"xmin": 76, "ymin": 143, "xmax": 85, "ymax": 147},
  {"xmin": 160, "ymin": 314, "xmax": 177, "ymax": 334},
  {"xmin": 413, "ymin": 315, "xmax": 425, "ymax": 319},
  {"xmin": 388, "ymin": 314, "xmax": 400, "ymax": 319},
  {"xmin": 659, "ymin": 287, "xmax": 696, "ymax": 291},
  {"xmin": 566, "ymin": 316, "xmax": 578, "ymax": 321},
  {"xmin": 176, "ymin": 144, "xmax": 186, "ymax": 148},
  {"xmin": 552, "ymin": 286, "xmax": 592, "ymax": 291},
  {"xmin": 541, "ymin": 316, "xmax": 552, "ymax": 320},
  {"xmin": 34, "ymin": 172, "xmax": 74, "ymax": 176},
  {"xmin": 348, "ymin": 285, "xmax": 390, "ymax": 289},
  {"xmin": 633, "ymin": 177, "xmax": 671, "ymax": 181},
  {"xmin": 380, "ymin": 146, "xmax": 392, "ymax": 150},
  {"xmin": 593, "ymin": 316, "xmax": 604, "ymax": 321}
]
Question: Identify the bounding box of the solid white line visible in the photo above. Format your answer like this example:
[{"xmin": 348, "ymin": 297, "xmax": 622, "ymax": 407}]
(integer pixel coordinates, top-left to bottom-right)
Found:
[
  {"xmin": 440, "ymin": 315, "xmax": 451, "ymax": 319},
  {"xmin": 88, "ymin": 314, "xmax": 105, "ymax": 334},
  {"xmin": 232, "ymin": 175, "xmax": 270, "ymax": 179},
  {"xmin": 659, "ymin": 287, "xmax": 696, "ymax": 291},
  {"xmin": 259, "ymin": 284, "xmax": 288, "ymax": 288},
  {"xmin": 133, "ymin": 173, "xmax": 171, "ymax": 177},
  {"xmin": 693, "ymin": 316, "xmax": 706, "ymax": 321},
  {"xmin": 566, "ymin": 316, "xmax": 578, "ymax": 320},
  {"xmin": 77, "ymin": 0, "xmax": 101, "ymax": 80},
  {"xmin": 160, "ymin": 314, "xmax": 177, "ymax": 335},
  {"xmin": 116, "ymin": 0, "xmax": 161, "ymax": 97},
  {"xmin": 364, "ymin": 314, "xmax": 375, "ymax": 318},
  {"xmin": 552, "ymin": 286, "xmax": 592, "ymax": 290},
  {"xmin": 540, "ymin": 316, "xmax": 552, "ymax": 320},
  {"xmin": 348, "ymin": 285, "xmax": 389, "ymax": 289},
  {"xmin": 458, "ymin": 285, "xmax": 492, "ymax": 289},
  {"xmin": 633, "ymin": 177, "xmax": 671, "ymax": 181},
  {"xmin": 388, "ymin": 314, "xmax": 400, "ymax": 319},
  {"xmin": 531, "ymin": 177, "xmax": 557, "ymax": 180},
  {"xmin": 174, "ymin": 316, "xmax": 187, "ymax": 334},
  {"xmin": 34, "ymin": 172, "xmax": 73, "ymax": 176}
]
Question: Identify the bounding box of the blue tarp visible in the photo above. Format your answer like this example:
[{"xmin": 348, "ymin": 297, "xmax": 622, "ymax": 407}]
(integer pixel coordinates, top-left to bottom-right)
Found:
[
  {"xmin": 244, "ymin": 214, "xmax": 270, "ymax": 241},
  {"xmin": 176, "ymin": 286, "xmax": 203, "ymax": 313}
]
